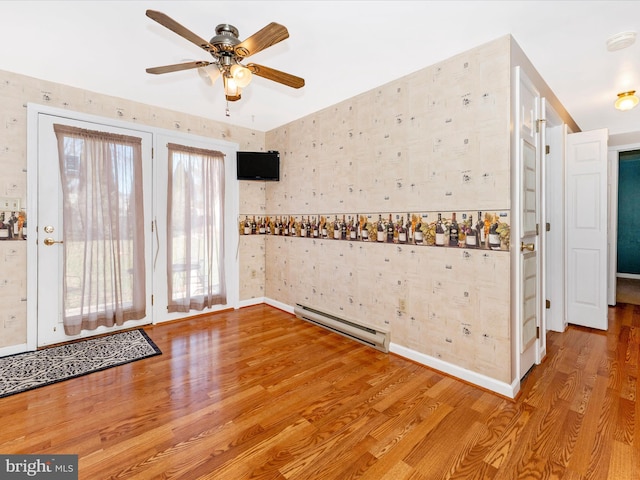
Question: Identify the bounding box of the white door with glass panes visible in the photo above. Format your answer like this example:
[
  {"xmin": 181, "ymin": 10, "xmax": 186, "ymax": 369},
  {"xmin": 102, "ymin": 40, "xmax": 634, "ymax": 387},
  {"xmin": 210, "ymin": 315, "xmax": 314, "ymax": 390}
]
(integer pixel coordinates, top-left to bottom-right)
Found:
[
  {"xmin": 515, "ymin": 68, "xmax": 542, "ymax": 379},
  {"xmin": 152, "ymin": 133, "xmax": 236, "ymax": 324},
  {"xmin": 29, "ymin": 107, "xmax": 239, "ymax": 349},
  {"xmin": 35, "ymin": 113, "xmax": 153, "ymax": 347}
]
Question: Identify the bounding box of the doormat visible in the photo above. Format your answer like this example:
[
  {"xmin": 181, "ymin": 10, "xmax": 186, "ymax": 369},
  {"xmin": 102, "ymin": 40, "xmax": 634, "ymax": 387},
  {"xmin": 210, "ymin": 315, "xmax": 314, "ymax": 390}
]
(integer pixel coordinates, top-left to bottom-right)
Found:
[{"xmin": 0, "ymin": 328, "xmax": 161, "ymax": 399}]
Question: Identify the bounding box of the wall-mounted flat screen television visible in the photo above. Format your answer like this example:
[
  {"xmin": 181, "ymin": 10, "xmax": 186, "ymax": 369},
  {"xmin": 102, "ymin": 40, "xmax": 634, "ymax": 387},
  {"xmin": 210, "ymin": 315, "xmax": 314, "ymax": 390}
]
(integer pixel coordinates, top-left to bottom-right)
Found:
[{"xmin": 236, "ymin": 151, "xmax": 280, "ymax": 181}]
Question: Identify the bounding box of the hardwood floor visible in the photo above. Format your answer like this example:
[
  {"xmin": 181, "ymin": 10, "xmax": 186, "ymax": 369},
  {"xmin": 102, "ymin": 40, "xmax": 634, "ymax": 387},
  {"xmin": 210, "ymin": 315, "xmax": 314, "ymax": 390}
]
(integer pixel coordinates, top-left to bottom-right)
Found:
[
  {"xmin": 1, "ymin": 303, "xmax": 638, "ymax": 479},
  {"xmin": 617, "ymin": 277, "xmax": 640, "ymax": 305}
]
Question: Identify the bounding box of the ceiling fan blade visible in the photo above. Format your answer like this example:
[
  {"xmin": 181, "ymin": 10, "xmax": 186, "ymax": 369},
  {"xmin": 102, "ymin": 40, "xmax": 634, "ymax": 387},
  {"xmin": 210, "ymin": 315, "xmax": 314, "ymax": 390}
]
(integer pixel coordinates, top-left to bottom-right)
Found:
[
  {"xmin": 234, "ymin": 23, "xmax": 289, "ymax": 58},
  {"xmin": 146, "ymin": 9, "xmax": 218, "ymax": 54},
  {"xmin": 247, "ymin": 64, "xmax": 305, "ymax": 89},
  {"xmin": 146, "ymin": 60, "xmax": 211, "ymax": 75}
]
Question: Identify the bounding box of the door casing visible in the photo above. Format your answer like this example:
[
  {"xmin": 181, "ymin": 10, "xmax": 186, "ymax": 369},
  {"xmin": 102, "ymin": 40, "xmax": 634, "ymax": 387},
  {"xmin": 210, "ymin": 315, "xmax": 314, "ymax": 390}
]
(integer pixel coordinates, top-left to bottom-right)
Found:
[{"xmin": 607, "ymin": 141, "xmax": 640, "ymax": 306}]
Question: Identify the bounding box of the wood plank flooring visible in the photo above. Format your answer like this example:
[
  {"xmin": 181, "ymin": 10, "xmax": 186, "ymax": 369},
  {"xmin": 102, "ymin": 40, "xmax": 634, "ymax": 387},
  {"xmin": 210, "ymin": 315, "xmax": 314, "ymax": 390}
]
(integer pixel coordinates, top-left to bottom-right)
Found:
[
  {"xmin": 0, "ymin": 303, "xmax": 638, "ymax": 479},
  {"xmin": 616, "ymin": 277, "xmax": 640, "ymax": 305}
]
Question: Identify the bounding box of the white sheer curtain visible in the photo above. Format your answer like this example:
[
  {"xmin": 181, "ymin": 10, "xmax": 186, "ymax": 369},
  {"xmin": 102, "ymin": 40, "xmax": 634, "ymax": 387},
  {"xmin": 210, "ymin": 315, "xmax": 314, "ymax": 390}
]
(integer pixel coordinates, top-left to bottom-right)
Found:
[
  {"xmin": 167, "ymin": 143, "xmax": 226, "ymax": 312},
  {"xmin": 53, "ymin": 124, "xmax": 146, "ymax": 335}
]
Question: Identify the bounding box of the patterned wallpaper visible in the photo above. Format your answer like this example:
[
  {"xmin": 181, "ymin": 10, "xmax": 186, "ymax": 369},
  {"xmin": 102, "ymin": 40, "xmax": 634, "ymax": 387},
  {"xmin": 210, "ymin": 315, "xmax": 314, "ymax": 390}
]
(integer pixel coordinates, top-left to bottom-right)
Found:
[{"xmin": 253, "ymin": 35, "xmax": 514, "ymax": 383}]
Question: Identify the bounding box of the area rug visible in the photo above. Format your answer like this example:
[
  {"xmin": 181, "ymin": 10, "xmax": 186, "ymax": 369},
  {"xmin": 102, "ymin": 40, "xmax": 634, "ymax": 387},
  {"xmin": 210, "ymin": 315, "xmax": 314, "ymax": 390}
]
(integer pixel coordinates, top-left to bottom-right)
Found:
[{"xmin": 0, "ymin": 328, "xmax": 161, "ymax": 399}]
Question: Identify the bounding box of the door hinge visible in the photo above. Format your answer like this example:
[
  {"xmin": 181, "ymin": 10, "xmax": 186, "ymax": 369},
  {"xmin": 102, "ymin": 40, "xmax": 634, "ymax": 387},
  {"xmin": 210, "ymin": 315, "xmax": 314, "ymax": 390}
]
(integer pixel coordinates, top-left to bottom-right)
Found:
[
  {"xmin": 536, "ymin": 326, "xmax": 540, "ymax": 339},
  {"xmin": 546, "ymin": 299, "xmax": 551, "ymax": 309},
  {"xmin": 536, "ymin": 223, "xmax": 539, "ymax": 235},
  {"xmin": 151, "ymin": 147, "xmax": 154, "ymax": 159},
  {"xmin": 546, "ymin": 222, "xmax": 550, "ymax": 232},
  {"xmin": 545, "ymin": 145, "xmax": 550, "ymax": 155},
  {"xmin": 536, "ymin": 118, "xmax": 546, "ymax": 133},
  {"xmin": 151, "ymin": 294, "xmax": 154, "ymax": 306}
]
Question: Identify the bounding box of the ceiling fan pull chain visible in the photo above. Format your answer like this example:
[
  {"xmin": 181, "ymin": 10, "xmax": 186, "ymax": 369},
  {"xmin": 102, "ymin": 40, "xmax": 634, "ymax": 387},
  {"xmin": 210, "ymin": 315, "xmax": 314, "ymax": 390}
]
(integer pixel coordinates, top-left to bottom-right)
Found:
[{"xmin": 225, "ymin": 100, "xmax": 231, "ymax": 117}]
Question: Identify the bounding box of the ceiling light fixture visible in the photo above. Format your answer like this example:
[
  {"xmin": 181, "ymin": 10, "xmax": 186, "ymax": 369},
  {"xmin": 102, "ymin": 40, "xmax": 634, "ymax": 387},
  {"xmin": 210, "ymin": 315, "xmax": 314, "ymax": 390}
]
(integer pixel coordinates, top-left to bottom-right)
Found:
[
  {"xmin": 614, "ymin": 90, "xmax": 639, "ymax": 111},
  {"xmin": 230, "ymin": 64, "xmax": 252, "ymax": 88},
  {"xmin": 197, "ymin": 64, "xmax": 221, "ymax": 86},
  {"xmin": 223, "ymin": 74, "xmax": 241, "ymax": 101}
]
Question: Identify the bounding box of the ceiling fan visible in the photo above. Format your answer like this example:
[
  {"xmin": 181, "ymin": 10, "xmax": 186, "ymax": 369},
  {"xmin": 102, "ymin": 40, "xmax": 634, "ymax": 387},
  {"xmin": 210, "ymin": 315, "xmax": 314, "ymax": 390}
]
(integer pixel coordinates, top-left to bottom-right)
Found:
[{"xmin": 145, "ymin": 9, "xmax": 305, "ymax": 102}]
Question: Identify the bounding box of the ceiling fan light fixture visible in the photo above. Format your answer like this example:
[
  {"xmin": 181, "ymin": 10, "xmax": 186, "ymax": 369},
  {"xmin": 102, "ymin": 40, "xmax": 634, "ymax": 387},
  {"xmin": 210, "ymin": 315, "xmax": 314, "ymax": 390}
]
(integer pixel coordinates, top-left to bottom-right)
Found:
[
  {"xmin": 231, "ymin": 64, "xmax": 252, "ymax": 88},
  {"xmin": 614, "ymin": 90, "xmax": 639, "ymax": 111},
  {"xmin": 223, "ymin": 75, "xmax": 239, "ymax": 98},
  {"xmin": 197, "ymin": 65, "xmax": 221, "ymax": 86}
]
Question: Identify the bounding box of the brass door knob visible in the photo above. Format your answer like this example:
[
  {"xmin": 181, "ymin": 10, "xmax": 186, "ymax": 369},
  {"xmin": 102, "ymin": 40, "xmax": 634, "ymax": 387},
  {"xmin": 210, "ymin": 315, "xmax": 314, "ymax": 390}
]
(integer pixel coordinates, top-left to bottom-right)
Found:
[
  {"xmin": 43, "ymin": 237, "xmax": 64, "ymax": 246},
  {"xmin": 520, "ymin": 242, "xmax": 534, "ymax": 252}
]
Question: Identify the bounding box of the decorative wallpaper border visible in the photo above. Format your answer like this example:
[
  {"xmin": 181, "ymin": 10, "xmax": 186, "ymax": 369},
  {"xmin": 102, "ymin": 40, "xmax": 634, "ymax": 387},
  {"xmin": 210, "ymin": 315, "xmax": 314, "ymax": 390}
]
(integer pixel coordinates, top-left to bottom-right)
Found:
[
  {"xmin": 239, "ymin": 211, "xmax": 510, "ymax": 251},
  {"xmin": 0, "ymin": 210, "xmax": 27, "ymax": 241}
]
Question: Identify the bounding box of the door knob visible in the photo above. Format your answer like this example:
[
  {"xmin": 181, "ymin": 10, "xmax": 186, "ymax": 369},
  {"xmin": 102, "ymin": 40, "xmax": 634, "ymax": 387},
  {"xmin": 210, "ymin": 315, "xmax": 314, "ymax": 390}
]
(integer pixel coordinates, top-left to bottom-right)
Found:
[
  {"xmin": 520, "ymin": 242, "xmax": 534, "ymax": 252},
  {"xmin": 43, "ymin": 237, "xmax": 64, "ymax": 246}
]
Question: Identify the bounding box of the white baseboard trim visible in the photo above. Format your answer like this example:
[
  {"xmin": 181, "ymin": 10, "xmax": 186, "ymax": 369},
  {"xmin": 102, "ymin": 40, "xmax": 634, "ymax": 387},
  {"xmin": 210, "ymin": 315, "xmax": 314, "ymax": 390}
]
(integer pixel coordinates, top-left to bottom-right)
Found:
[
  {"xmin": 390, "ymin": 343, "xmax": 519, "ymax": 399},
  {"xmin": 617, "ymin": 273, "xmax": 640, "ymax": 280},
  {"xmin": 0, "ymin": 343, "xmax": 30, "ymax": 357},
  {"xmin": 237, "ymin": 297, "xmax": 265, "ymax": 308},
  {"xmin": 238, "ymin": 297, "xmax": 294, "ymax": 315},
  {"xmin": 264, "ymin": 297, "xmax": 295, "ymax": 314}
]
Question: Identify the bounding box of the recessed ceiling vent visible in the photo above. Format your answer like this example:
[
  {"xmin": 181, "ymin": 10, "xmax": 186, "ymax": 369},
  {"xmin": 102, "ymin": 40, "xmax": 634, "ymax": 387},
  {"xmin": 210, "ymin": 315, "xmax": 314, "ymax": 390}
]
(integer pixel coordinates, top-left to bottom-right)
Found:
[{"xmin": 606, "ymin": 31, "xmax": 636, "ymax": 52}]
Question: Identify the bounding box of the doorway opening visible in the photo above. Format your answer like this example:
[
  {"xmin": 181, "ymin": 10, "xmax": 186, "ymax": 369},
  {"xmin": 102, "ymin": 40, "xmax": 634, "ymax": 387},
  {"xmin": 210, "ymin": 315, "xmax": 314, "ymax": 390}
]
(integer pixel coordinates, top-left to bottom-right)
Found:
[{"xmin": 616, "ymin": 149, "xmax": 640, "ymax": 305}]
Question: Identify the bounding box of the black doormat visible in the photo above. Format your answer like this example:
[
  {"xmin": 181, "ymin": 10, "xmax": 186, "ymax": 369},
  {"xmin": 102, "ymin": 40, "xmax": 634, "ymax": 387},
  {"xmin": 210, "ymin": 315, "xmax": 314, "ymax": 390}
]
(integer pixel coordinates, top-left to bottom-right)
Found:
[{"xmin": 0, "ymin": 328, "xmax": 161, "ymax": 399}]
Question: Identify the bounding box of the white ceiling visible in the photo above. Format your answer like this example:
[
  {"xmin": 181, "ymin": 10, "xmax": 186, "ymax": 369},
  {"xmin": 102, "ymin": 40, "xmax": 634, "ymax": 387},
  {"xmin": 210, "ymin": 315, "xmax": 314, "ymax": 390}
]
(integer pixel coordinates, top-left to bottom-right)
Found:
[{"xmin": 1, "ymin": 1, "xmax": 639, "ymax": 135}]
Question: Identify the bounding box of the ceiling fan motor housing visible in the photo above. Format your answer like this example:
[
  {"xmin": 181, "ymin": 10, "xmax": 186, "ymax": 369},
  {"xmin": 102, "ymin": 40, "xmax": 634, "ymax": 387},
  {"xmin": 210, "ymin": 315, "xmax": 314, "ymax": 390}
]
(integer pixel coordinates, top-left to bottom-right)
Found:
[{"xmin": 210, "ymin": 24, "xmax": 241, "ymax": 55}]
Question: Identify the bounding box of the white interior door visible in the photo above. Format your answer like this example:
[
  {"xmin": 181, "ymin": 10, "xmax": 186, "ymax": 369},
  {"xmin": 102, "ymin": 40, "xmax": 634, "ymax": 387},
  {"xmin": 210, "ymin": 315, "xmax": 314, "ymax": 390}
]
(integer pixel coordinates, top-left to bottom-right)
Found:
[
  {"xmin": 566, "ymin": 129, "xmax": 608, "ymax": 330},
  {"xmin": 36, "ymin": 113, "xmax": 153, "ymax": 346}
]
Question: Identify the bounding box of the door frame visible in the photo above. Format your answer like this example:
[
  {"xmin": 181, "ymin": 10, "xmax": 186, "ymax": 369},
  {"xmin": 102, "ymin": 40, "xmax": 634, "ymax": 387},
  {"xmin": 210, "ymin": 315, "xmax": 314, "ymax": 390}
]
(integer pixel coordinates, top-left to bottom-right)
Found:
[
  {"xmin": 543, "ymin": 103, "xmax": 568, "ymax": 333},
  {"xmin": 26, "ymin": 103, "xmax": 240, "ymax": 351},
  {"xmin": 607, "ymin": 141, "xmax": 640, "ymax": 306}
]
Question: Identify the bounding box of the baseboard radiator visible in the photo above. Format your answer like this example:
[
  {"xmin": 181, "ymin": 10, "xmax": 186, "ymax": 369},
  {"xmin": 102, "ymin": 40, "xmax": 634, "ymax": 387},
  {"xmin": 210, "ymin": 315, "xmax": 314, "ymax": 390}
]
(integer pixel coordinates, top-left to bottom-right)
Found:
[{"xmin": 294, "ymin": 303, "xmax": 390, "ymax": 353}]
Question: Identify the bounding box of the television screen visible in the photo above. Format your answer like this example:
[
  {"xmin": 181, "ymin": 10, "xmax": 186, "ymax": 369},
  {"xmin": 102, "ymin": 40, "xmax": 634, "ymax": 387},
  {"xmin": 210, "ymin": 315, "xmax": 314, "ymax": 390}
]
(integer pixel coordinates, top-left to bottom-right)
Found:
[{"xmin": 236, "ymin": 151, "xmax": 280, "ymax": 181}]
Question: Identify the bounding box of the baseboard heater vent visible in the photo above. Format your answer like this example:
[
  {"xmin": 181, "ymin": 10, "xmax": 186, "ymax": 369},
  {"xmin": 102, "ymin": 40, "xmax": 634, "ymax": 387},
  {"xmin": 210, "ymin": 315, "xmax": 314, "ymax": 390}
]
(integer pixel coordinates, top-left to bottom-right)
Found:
[{"xmin": 294, "ymin": 303, "xmax": 390, "ymax": 353}]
